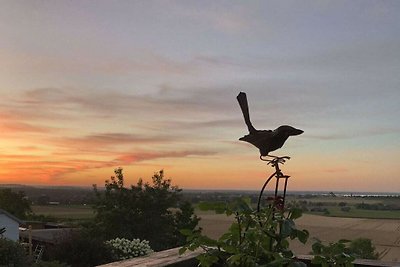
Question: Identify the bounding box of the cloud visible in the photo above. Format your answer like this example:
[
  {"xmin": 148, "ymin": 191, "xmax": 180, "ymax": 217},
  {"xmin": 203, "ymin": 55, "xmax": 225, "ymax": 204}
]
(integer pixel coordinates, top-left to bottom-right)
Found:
[
  {"xmin": 0, "ymin": 120, "xmax": 51, "ymax": 134},
  {"xmin": 173, "ymin": 3, "xmax": 254, "ymax": 35},
  {"xmin": 305, "ymin": 127, "xmax": 400, "ymax": 140},
  {"xmin": 0, "ymin": 110, "xmax": 57, "ymax": 136},
  {"xmin": 0, "ymin": 149, "xmax": 216, "ymax": 183},
  {"xmin": 5, "ymin": 86, "xmax": 240, "ymax": 123},
  {"xmin": 114, "ymin": 150, "xmax": 217, "ymax": 165},
  {"xmin": 48, "ymin": 132, "xmax": 174, "ymax": 152},
  {"xmin": 3, "ymin": 48, "xmax": 198, "ymax": 77},
  {"xmin": 322, "ymin": 168, "xmax": 348, "ymax": 173}
]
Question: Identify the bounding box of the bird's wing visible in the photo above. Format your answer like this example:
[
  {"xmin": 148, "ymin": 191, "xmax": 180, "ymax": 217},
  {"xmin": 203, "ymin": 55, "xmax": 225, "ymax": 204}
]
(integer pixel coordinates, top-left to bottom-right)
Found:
[{"xmin": 237, "ymin": 92, "xmax": 257, "ymax": 134}]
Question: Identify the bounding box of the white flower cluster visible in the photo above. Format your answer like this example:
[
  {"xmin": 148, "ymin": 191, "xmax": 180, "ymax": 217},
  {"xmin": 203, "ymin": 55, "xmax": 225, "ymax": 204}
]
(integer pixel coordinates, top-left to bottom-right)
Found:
[{"xmin": 105, "ymin": 237, "xmax": 153, "ymax": 260}]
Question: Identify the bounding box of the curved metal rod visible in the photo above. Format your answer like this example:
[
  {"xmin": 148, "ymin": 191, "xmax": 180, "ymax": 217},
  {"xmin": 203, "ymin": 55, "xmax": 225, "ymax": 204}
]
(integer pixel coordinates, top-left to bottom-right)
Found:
[
  {"xmin": 257, "ymin": 171, "xmax": 277, "ymax": 213},
  {"xmin": 282, "ymin": 177, "xmax": 290, "ymax": 208}
]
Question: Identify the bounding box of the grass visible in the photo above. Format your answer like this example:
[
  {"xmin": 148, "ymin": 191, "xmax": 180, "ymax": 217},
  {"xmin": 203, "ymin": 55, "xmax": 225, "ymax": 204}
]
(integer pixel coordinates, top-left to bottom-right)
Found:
[
  {"xmin": 312, "ymin": 206, "xmax": 400, "ymax": 219},
  {"xmin": 31, "ymin": 204, "xmax": 95, "ymax": 220}
]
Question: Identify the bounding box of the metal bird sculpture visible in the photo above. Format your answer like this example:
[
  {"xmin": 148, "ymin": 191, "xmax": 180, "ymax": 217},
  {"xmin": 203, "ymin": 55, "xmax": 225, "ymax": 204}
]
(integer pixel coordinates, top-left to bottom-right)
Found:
[{"xmin": 237, "ymin": 92, "xmax": 303, "ymax": 159}]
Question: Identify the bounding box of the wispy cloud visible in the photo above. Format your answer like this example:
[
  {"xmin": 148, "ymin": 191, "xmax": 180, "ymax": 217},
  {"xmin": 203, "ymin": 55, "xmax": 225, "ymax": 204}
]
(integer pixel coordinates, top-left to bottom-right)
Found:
[
  {"xmin": 0, "ymin": 148, "xmax": 216, "ymax": 183},
  {"xmin": 305, "ymin": 127, "xmax": 400, "ymax": 140},
  {"xmin": 173, "ymin": 2, "xmax": 255, "ymax": 35}
]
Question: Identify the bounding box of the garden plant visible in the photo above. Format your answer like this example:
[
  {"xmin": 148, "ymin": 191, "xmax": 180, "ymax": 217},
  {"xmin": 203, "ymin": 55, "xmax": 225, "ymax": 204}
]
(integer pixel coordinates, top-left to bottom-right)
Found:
[{"xmin": 180, "ymin": 197, "xmax": 309, "ymax": 267}]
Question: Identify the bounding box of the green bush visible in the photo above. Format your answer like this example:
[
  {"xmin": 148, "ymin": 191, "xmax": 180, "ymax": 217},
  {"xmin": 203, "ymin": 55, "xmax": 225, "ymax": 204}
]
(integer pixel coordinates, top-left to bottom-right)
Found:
[
  {"xmin": 0, "ymin": 237, "xmax": 29, "ymax": 266},
  {"xmin": 92, "ymin": 168, "xmax": 199, "ymax": 251},
  {"xmin": 46, "ymin": 230, "xmax": 113, "ymax": 267},
  {"xmin": 180, "ymin": 197, "xmax": 309, "ymax": 266},
  {"xmin": 311, "ymin": 237, "xmax": 379, "ymax": 265},
  {"xmin": 311, "ymin": 239, "xmax": 355, "ymax": 266},
  {"xmin": 349, "ymin": 238, "xmax": 379, "ymax": 260}
]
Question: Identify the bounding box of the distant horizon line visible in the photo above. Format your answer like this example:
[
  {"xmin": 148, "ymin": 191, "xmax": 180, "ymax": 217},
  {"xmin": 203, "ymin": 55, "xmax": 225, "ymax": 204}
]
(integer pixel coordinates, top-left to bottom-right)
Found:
[{"xmin": 1, "ymin": 183, "xmax": 399, "ymax": 195}]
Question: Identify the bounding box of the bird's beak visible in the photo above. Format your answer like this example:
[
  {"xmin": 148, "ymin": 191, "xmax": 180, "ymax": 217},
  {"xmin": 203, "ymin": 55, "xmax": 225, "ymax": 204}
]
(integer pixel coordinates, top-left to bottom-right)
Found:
[{"xmin": 290, "ymin": 128, "xmax": 304, "ymax": 136}]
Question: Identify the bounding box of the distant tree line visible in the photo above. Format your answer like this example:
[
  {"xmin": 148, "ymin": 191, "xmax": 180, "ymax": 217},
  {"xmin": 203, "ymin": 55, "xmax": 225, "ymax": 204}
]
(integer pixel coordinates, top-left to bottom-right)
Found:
[{"xmin": 356, "ymin": 202, "xmax": 400, "ymax": 211}]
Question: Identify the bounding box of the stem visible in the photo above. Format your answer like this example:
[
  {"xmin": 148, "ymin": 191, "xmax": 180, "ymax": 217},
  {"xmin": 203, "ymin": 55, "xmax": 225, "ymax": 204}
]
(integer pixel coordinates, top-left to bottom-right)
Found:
[{"xmin": 236, "ymin": 212, "xmax": 242, "ymax": 245}]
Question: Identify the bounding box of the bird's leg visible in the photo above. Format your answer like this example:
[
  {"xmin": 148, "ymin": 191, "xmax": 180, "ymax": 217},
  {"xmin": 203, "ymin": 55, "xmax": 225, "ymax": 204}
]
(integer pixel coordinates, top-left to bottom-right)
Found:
[
  {"xmin": 259, "ymin": 155, "xmax": 272, "ymax": 162},
  {"xmin": 260, "ymin": 154, "xmax": 291, "ymax": 168}
]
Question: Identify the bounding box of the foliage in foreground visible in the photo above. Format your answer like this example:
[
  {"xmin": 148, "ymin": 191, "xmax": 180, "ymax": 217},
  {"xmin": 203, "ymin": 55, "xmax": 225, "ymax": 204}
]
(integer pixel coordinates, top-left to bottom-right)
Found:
[
  {"xmin": 46, "ymin": 230, "xmax": 113, "ymax": 267},
  {"xmin": 349, "ymin": 238, "xmax": 379, "ymax": 260},
  {"xmin": 33, "ymin": 260, "xmax": 71, "ymax": 267},
  {"xmin": 92, "ymin": 168, "xmax": 200, "ymax": 251},
  {"xmin": 180, "ymin": 197, "xmax": 309, "ymax": 267},
  {"xmin": 0, "ymin": 237, "xmax": 29, "ymax": 266},
  {"xmin": 311, "ymin": 239, "xmax": 356, "ymax": 266},
  {"xmin": 311, "ymin": 237, "xmax": 379, "ymax": 266}
]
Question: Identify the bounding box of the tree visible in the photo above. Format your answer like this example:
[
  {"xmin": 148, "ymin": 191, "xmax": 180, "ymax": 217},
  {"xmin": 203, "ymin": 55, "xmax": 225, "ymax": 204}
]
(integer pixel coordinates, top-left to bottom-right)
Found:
[
  {"xmin": 0, "ymin": 188, "xmax": 32, "ymax": 219},
  {"xmin": 349, "ymin": 238, "xmax": 379, "ymax": 260},
  {"xmin": 0, "ymin": 237, "xmax": 29, "ymax": 266},
  {"xmin": 92, "ymin": 168, "xmax": 199, "ymax": 251}
]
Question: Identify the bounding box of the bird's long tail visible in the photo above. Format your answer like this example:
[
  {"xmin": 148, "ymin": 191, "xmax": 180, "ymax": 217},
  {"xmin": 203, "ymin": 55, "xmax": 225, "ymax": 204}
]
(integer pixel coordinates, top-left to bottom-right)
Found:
[{"xmin": 237, "ymin": 92, "xmax": 257, "ymax": 134}]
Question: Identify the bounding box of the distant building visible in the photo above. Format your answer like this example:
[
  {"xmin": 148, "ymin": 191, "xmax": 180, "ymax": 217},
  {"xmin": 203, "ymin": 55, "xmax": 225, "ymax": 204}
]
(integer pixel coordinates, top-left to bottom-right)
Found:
[{"xmin": 0, "ymin": 209, "xmax": 23, "ymax": 241}]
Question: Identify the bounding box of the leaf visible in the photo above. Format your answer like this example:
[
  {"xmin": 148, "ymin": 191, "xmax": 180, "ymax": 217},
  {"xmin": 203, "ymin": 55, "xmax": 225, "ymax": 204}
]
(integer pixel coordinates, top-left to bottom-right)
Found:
[
  {"xmin": 289, "ymin": 208, "xmax": 303, "ymax": 220},
  {"xmin": 227, "ymin": 254, "xmax": 243, "ymax": 265},
  {"xmin": 221, "ymin": 244, "xmax": 237, "ymax": 254},
  {"xmin": 180, "ymin": 229, "xmax": 193, "ymax": 236},
  {"xmin": 312, "ymin": 241, "xmax": 323, "ymax": 254},
  {"xmin": 311, "ymin": 255, "xmax": 326, "ymax": 264},
  {"xmin": 229, "ymin": 197, "xmax": 252, "ymax": 213},
  {"xmin": 178, "ymin": 247, "xmax": 187, "ymax": 255},
  {"xmin": 296, "ymin": 229, "xmax": 309, "ymax": 244},
  {"xmin": 218, "ymin": 232, "xmax": 232, "ymax": 242},
  {"xmin": 196, "ymin": 254, "xmax": 218, "ymax": 267},
  {"xmin": 197, "ymin": 236, "xmax": 218, "ymax": 247},
  {"xmin": 280, "ymin": 219, "xmax": 295, "ymax": 237}
]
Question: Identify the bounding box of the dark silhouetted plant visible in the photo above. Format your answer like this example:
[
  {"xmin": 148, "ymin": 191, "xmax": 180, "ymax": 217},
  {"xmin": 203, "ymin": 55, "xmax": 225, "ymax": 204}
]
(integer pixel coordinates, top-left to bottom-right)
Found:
[
  {"xmin": 92, "ymin": 168, "xmax": 199, "ymax": 251},
  {"xmin": 180, "ymin": 197, "xmax": 309, "ymax": 266},
  {"xmin": 0, "ymin": 188, "xmax": 32, "ymax": 219},
  {"xmin": 0, "ymin": 237, "xmax": 29, "ymax": 266}
]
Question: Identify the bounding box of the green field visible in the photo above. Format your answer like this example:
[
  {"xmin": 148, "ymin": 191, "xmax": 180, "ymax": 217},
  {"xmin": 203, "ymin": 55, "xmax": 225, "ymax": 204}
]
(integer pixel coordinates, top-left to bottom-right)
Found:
[
  {"xmin": 309, "ymin": 206, "xmax": 400, "ymax": 219},
  {"xmin": 31, "ymin": 205, "xmax": 94, "ymax": 220},
  {"xmin": 32, "ymin": 195, "xmax": 400, "ymax": 221}
]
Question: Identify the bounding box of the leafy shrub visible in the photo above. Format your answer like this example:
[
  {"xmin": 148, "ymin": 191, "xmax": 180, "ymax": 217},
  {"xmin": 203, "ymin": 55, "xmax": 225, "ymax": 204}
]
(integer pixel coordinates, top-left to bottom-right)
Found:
[
  {"xmin": 0, "ymin": 188, "xmax": 32, "ymax": 219},
  {"xmin": 105, "ymin": 237, "xmax": 153, "ymax": 260},
  {"xmin": 92, "ymin": 168, "xmax": 199, "ymax": 251},
  {"xmin": 180, "ymin": 197, "xmax": 309, "ymax": 267},
  {"xmin": 311, "ymin": 239, "xmax": 355, "ymax": 266},
  {"xmin": 349, "ymin": 238, "xmax": 379, "ymax": 260},
  {"xmin": 0, "ymin": 237, "xmax": 29, "ymax": 266},
  {"xmin": 46, "ymin": 230, "xmax": 113, "ymax": 267}
]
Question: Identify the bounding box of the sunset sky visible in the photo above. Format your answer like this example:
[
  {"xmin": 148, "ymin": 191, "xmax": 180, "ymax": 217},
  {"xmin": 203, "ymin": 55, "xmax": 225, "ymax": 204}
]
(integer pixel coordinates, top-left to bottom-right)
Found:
[{"xmin": 1, "ymin": 1, "xmax": 399, "ymax": 192}]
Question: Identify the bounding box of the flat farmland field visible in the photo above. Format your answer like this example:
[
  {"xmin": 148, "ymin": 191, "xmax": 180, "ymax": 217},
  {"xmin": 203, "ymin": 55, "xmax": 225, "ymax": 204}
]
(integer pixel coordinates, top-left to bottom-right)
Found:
[
  {"xmin": 32, "ymin": 205, "xmax": 95, "ymax": 219},
  {"xmin": 196, "ymin": 210, "xmax": 400, "ymax": 263},
  {"xmin": 316, "ymin": 206, "xmax": 400, "ymax": 219}
]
